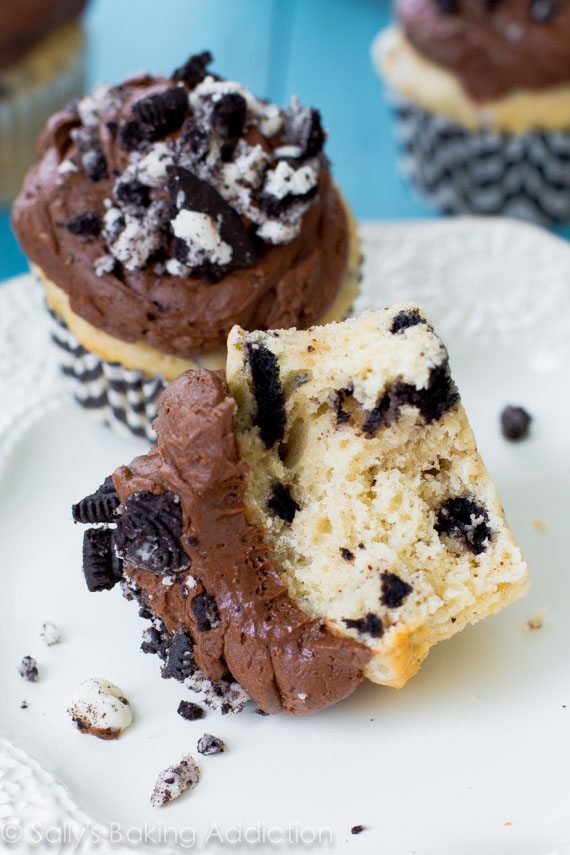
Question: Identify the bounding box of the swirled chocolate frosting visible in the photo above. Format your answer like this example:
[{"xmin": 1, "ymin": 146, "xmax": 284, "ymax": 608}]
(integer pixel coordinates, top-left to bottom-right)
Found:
[
  {"xmin": 0, "ymin": 0, "xmax": 87, "ymax": 70},
  {"xmin": 397, "ymin": 0, "xmax": 570, "ymax": 101},
  {"xmin": 112, "ymin": 370, "xmax": 371, "ymax": 714},
  {"xmin": 12, "ymin": 53, "xmax": 349, "ymax": 359}
]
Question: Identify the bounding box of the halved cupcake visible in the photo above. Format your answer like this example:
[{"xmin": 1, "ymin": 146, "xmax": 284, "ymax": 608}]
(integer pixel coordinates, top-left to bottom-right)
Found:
[{"xmin": 13, "ymin": 51, "xmax": 359, "ymax": 440}]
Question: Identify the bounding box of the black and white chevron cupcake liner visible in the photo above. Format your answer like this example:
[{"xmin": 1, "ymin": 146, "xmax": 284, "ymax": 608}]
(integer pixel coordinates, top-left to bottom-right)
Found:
[
  {"xmin": 47, "ymin": 308, "xmax": 164, "ymax": 442},
  {"xmin": 392, "ymin": 96, "xmax": 570, "ymax": 225}
]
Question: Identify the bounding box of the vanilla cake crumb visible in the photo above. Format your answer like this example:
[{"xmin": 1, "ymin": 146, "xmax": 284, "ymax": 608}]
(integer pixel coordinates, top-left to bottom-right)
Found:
[{"xmin": 226, "ymin": 306, "xmax": 529, "ymax": 688}]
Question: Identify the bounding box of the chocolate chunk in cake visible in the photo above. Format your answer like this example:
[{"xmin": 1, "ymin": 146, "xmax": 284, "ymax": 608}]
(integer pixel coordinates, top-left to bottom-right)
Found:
[
  {"xmin": 245, "ymin": 342, "xmax": 287, "ymax": 448},
  {"xmin": 267, "ymin": 483, "xmax": 300, "ymax": 524},
  {"xmin": 436, "ymin": 497, "xmax": 492, "ymax": 555},
  {"xmin": 343, "ymin": 614, "xmax": 384, "ymax": 638}
]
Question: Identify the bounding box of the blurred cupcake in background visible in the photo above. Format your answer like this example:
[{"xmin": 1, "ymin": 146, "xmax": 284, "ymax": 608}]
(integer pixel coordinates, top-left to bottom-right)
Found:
[
  {"xmin": 12, "ymin": 52, "xmax": 360, "ymax": 440},
  {"xmin": 0, "ymin": 0, "xmax": 88, "ymax": 205},
  {"xmin": 374, "ymin": 0, "xmax": 570, "ymax": 224}
]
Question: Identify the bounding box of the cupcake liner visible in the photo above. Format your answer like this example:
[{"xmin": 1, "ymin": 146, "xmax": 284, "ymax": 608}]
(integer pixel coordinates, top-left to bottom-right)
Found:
[
  {"xmin": 391, "ymin": 95, "xmax": 570, "ymax": 225},
  {"xmin": 0, "ymin": 23, "xmax": 86, "ymax": 205},
  {"xmin": 47, "ymin": 307, "xmax": 164, "ymax": 442}
]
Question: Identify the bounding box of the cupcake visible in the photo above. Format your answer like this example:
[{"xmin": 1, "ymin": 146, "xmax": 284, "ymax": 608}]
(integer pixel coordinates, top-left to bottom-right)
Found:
[
  {"xmin": 12, "ymin": 52, "xmax": 360, "ymax": 441},
  {"xmin": 374, "ymin": 0, "xmax": 570, "ymax": 223},
  {"xmin": 72, "ymin": 307, "xmax": 528, "ymax": 714},
  {"xmin": 0, "ymin": 0, "xmax": 88, "ymax": 205}
]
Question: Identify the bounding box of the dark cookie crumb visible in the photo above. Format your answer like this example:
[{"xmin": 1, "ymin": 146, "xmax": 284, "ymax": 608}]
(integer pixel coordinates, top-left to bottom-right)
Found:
[
  {"xmin": 82, "ymin": 527, "xmax": 123, "ymax": 592},
  {"xmin": 114, "ymin": 491, "xmax": 189, "ymax": 574},
  {"xmin": 268, "ymin": 482, "xmax": 300, "ymax": 524},
  {"xmin": 162, "ymin": 629, "xmax": 196, "ymax": 681},
  {"xmin": 63, "ymin": 211, "xmax": 102, "ymax": 239},
  {"xmin": 246, "ymin": 342, "xmax": 287, "ymax": 448},
  {"xmin": 115, "ymin": 179, "xmax": 151, "ymax": 209},
  {"xmin": 501, "ymin": 406, "xmax": 532, "ymax": 441},
  {"xmin": 334, "ymin": 388, "xmax": 354, "ymax": 426},
  {"xmin": 436, "ymin": 497, "xmax": 492, "ymax": 555},
  {"xmin": 178, "ymin": 700, "xmax": 205, "ymax": 721},
  {"xmin": 212, "ymin": 92, "xmax": 247, "ymax": 160},
  {"xmin": 118, "ymin": 119, "xmax": 147, "ymax": 151},
  {"xmin": 72, "ymin": 475, "xmax": 119, "ymax": 524},
  {"xmin": 283, "ymin": 104, "xmax": 325, "ymax": 159},
  {"xmin": 344, "ymin": 613, "xmax": 384, "ymax": 638},
  {"xmin": 253, "ymin": 708, "xmax": 270, "ymax": 716},
  {"xmin": 172, "ymin": 51, "xmax": 213, "ymax": 87},
  {"xmin": 20, "ymin": 700, "xmax": 29, "ymax": 709},
  {"xmin": 340, "ymin": 547, "xmax": 355, "ymax": 562},
  {"xmin": 380, "ymin": 572, "xmax": 413, "ymax": 609},
  {"xmin": 18, "ymin": 657, "xmax": 39, "ymax": 683},
  {"xmin": 197, "ymin": 733, "xmax": 225, "ymax": 755},
  {"xmin": 133, "ymin": 86, "xmax": 188, "ymax": 141},
  {"xmin": 191, "ymin": 592, "xmax": 221, "ymax": 632},
  {"xmin": 390, "ymin": 309, "xmax": 426, "ymax": 334},
  {"xmin": 351, "ymin": 825, "xmax": 366, "ymax": 835},
  {"xmin": 434, "ymin": 0, "xmax": 458, "ymax": 12},
  {"xmin": 141, "ymin": 624, "xmax": 170, "ymax": 661}
]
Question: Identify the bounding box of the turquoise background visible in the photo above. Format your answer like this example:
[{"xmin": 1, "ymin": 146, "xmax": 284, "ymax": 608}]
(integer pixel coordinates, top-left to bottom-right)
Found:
[{"xmin": 1, "ymin": 0, "xmax": 567, "ymax": 280}]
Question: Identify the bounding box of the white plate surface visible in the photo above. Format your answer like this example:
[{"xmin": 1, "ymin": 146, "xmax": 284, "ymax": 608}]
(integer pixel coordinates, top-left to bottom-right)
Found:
[{"xmin": 0, "ymin": 219, "xmax": 569, "ymax": 855}]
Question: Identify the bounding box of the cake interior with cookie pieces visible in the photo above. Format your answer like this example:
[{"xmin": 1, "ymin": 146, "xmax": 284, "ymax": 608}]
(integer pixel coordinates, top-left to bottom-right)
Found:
[{"xmin": 226, "ymin": 306, "xmax": 529, "ymax": 688}]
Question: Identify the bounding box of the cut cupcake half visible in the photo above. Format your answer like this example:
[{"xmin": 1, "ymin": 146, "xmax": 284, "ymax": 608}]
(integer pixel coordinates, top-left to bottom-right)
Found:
[{"xmin": 226, "ymin": 305, "xmax": 529, "ymax": 688}]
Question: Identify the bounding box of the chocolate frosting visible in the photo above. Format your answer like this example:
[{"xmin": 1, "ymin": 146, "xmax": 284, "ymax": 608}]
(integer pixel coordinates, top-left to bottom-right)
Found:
[
  {"xmin": 112, "ymin": 370, "xmax": 371, "ymax": 714},
  {"xmin": 12, "ymin": 68, "xmax": 349, "ymax": 360},
  {"xmin": 0, "ymin": 0, "xmax": 87, "ymax": 70},
  {"xmin": 397, "ymin": 0, "xmax": 570, "ymax": 101}
]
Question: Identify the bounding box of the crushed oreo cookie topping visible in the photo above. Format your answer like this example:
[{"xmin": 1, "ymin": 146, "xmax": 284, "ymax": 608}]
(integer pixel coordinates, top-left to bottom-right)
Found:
[
  {"xmin": 82, "ymin": 528, "xmax": 123, "ymax": 592},
  {"xmin": 267, "ymin": 483, "xmax": 300, "ymax": 524},
  {"xmin": 72, "ymin": 475, "xmax": 120, "ymax": 524},
  {"xmin": 65, "ymin": 52, "xmax": 328, "ymax": 280},
  {"xmin": 18, "ymin": 656, "xmax": 39, "ymax": 682},
  {"xmin": 436, "ymin": 497, "xmax": 492, "ymax": 555},
  {"xmin": 150, "ymin": 755, "xmax": 200, "ymax": 807},
  {"xmin": 530, "ymin": 0, "xmax": 559, "ymax": 21},
  {"xmin": 162, "ymin": 629, "xmax": 196, "ymax": 681},
  {"xmin": 178, "ymin": 700, "xmax": 205, "ymax": 721},
  {"xmin": 433, "ymin": 0, "xmax": 458, "ymax": 12},
  {"xmin": 197, "ymin": 733, "xmax": 225, "ymax": 755},
  {"xmin": 501, "ymin": 405, "xmax": 532, "ymax": 441},
  {"xmin": 343, "ymin": 613, "xmax": 384, "ymax": 638},
  {"xmin": 380, "ymin": 572, "xmax": 413, "ymax": 609},
  {"xmin": 114, "ymin": 491, "xmax": 189, "ymax": 574},
  {"xmin": 246, "ymin": 342, "xmax": 287, "ymax": 448}
]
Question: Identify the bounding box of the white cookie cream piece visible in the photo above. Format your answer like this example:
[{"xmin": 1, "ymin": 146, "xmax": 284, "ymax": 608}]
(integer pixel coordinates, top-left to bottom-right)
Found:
[
  {"xmin": 68, "ymin": 678, "xmax": 133, "ymax": 740},
  {"xmin": 171, "ymin": 209, "xmax": 233, "ymax": 267},
  {"xmin": 150, "ymin": 755, "xmax": 200, "ymax": 807}
]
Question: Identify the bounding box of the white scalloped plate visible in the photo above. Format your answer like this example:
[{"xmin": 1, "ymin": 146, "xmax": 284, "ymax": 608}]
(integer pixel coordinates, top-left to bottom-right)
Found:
[{"xmin": 1, "ymin": 219, "xmax": 569, "ymax": 855}]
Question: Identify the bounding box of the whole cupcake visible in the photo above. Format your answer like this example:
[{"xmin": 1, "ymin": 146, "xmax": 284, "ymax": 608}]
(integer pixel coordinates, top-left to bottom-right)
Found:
[
  {"xmin": 374, "ymin": 0, "xmax": 570, "ymax": 223},
  {"xmin": 0, "ymin": 0, "xmax": 88, "ymax": 205},
  {"xmin": 12, "ymin": 52, "xmax": 359, "ymax": 440}
]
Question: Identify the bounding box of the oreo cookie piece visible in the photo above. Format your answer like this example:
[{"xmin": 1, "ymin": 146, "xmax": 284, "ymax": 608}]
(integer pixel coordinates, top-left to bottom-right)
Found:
[
  {"xmin": 267, "ymin": 483, "xmax": 300, "ymax": 524},
  {"xmin": 530, "ymin": 0, "xmax": 559, "ymax": 21},
  {"xmin": 436, "ymin": 497, "xmax": 492, "ymax": 555},
  {"xmin": 178, "ymin": 700, "xmax": 205, "ymax": 721},
  {"xmin": 63, "ymin": 211, "xmax": 102, "ymax": 239},
  {"xmin": 133, "ymin": 86, "xmax": 188, "ymax": 141},
  {"xmin": 191, "ymin": 592, "xmax": 221, "ymax": 632},
  {"xmin": 115, "ymin": 179, "xmax": 151, "ymax": 209},
  {"xmin": 433, "ymin": 0, "xmax": 458, "ymax": 12},
  {"xmin": 501, "ymin": 406, "xmax": 532, "ymax": 441},
  {"xmin": 196, "ymin": 733, "xmax": 225, "ymax": 755},
  {"xmin": 343, "ymin": 613, "xmax": 384, "ymax": 638},
  {"xmin": 82, "ymin": 528, "xmax": 123, "ymax": 592},
  {"xmin": 72, "ymin": 475, "xmax": 120, "ymax": 524},
  {"xmin": 245, "ymin": 342, "xmax": 286, "ymax": 448},
  {"xmin": 114, "ymin": 491, "xmax": 189, "ymax": 574},
  {"xmin": 18, "ymin": 656, "xmax": 39, "ymax": 683},
  {"xmin": 172, "ymin": 51, "xmax": 213, "ymax": 88},
  {"xmin": 162, "ymin": 629, "xmax": 196, "ymax": 681},
  {"xmin": 212, "ymin": 92, "xmax": 247, "ymax": 160},
  {"xmin": 118, "ymin": 119, "xmax": 147, "ymax": 152},
  {"xmin": 167, "ymin": 166, "xmax": 256, "ymax": 269},
  {"xmin": 283, "ymin": 105, "xmax": 325, "ymax": 159},
  {"xmin": 390, "ymin": 309, "xmax": 426, "ymax": 335},
  {"xmin": 380, "ymin": 572, "xmax": 413, "ymax": 609},
  {"xmin": 141, "ymin": 624, "xmax": 170, "ymax": 661}
]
